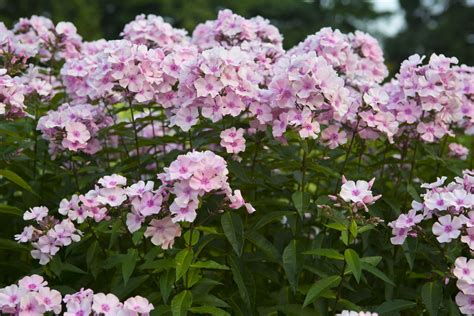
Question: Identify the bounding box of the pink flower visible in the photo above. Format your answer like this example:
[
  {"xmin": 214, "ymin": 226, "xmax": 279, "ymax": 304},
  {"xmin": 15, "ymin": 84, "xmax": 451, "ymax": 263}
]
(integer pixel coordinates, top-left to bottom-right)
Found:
[
  {"xmin": 321, "ymin": 125, "xmax": 347, "ymax": 149},
  {"xmin": 65, "ymin": 121, "xmax": 91, "ymax": 144},
  {"xmin": 126, "ymin": 210, "xmax": 144, "ymax": 233},
  {"xmin": 441, "ymin": 189, "xmax": 474, "ymax": 211},
  {"xmin": 454, "ymin": 257, "xmax": 474, "ymax": 284},
  {"xmin": 194, "ymin": 75, "xmax": 224, "ymax": 98},
  {"xmin": 144, "ymin": 217, "xmax": 181, "ymax": 249},
  {"xmin": 461, "ymin": 228, "xmax": 474, "ymax": 250},
  {"xmin": 170, "ymin": 200, "xmax": 198, "ymax": 223},
  {"xmin": 449, "ymin": 143, "xmax": 469, "ymax": 160},
  {"xmin": 133, "ymin": 191, "xmax": 162, "ymax": 216},
  {"xmin": 0, "ymin": 285, "xmax": 23, "ymax": 309},
  {"xmin": 18, "ymin": 275, "xmax": 47, "ymax": 292},
  {"xmin": 23, "ymin": 206, "xmax": 48, "ymax": 222},
  {"xmin": 92, "ymin": 293, "xmax": 121, "ymax": 315},
  {"xmin": 220, "ymin": 127, "xmax": 246, "ymax": 154},
  {"xmin": 393, "ymin": 209, "xmax": 424, "ymax": 229},
  {"xmin": 456, "ymin": 292, "xmax": 474, "ymax": 315},
  {"xmin": 98, "ymin": 174, "xmax": 127, "ymax": 188},
  {"xmin": 36, "ymin": 287, "xmax": 62, "ymax": 314},
  {"xmin": 340, "ymin": 179, "xmax": 372, "ymax": 203},
  {"xmin": 123, "ymin": 296, "xmax": 154, "ymax": 315},
  {"xmin": 432, "ymin": 215, "xmax": 463, "ymax": 243},
  {"xmin": 97, "ymin": 187, "xmax": 127, "ymax": 207},
  {"xmin": 19, "ymin": 292, "xmax": 45, "ymax": 316},
  {"xmin": 125, "ymin": 180, "xmax": 154, "ymax": 197}
]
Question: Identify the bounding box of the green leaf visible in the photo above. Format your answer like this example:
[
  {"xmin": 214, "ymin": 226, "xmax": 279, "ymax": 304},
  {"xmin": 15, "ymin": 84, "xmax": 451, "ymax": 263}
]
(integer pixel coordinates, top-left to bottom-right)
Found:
[
  {"xmin": 122, "ymin": 249, "xmax": 138, "ymax": 285},
  {"xmin": 0, "ymin": 169, "xmax": 36, "ymax": 194},
  {"xmin": 175, "ymin": 248, "xmax": 193, "ymax": 281},
  {"xmin": 221, "ymin": 212, "xmax": 244, "ymax": 257},
  {"xmin": 344, "ymin": 249, "xmax": 362, "ymax": 283},
  {"xmin": 0, "ymin": 238, "xmax": 28, "ymax": 252},
  {"xmin": 283, "ymin": 239, "xmax": 302, "ymax": 292},
  {"xmin": 303, "ymin": 248, "xmax": 344, "ymax": 260},
  {"xmin": 190, "ymin": 306, "xmax": 230, "ymax": 316},
  {"xmin": 171, "ymin": 290, "xmax": 193, "ymax": 316},
  {"xmin": 407, "ymin": 184, "xmax": 420, "ymax": 201},
  {"xmin": 62, "ymin": 263, "xmax": 88, "ymax": 274},
  {"xmin": 159, "ymin": 270, "xmax": 175, "ymax": 304},
  {"xmin": 191, "ymin": 260, "xmax": 229, "ymax": 270},
  {"xmin": 228, "ymin": 254, "xmax": 251, "ymax": 309},
  {"xmin": 421, "ymin": 281, "xmax": 443, "ymax": 316},
  {"xmin": 245, "ymin": 230, "xmax": 280, "ymax": 262},
  {"xmin": 303, "ymin": 275, "xmax": 341, "ymax": 307},
  {"xmin": 349, "ymin": 220, "xmax": 358, "ymax": 238},
  {"xmin": 361, "ymin": 262, "xmax": 395, "ymax": 286},
  {"xmin": 375, "ymin": 299, "xmax": 416, "ymax": 314},
  {"xmin": 251, "ymin": 211, "xmax": 294, "ymax": 230},
  {"xmin": 292, "ymin": 191, "xmax": 311, "ymax": 218},
  {"xmin": 325, "ymin": 222, "xmax": 347, "ymax": 231},
  {"xmin": 0, "ymin": 204, "xmax": 22, "ymax": 217}
]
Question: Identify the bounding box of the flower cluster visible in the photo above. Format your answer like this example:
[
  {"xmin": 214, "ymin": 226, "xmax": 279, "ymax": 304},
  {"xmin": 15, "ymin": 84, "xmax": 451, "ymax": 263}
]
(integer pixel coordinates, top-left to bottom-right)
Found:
[
  {"xmin": 454, "ymin": 257, "xmax": 474, "ymax": 314},
  {"xmin": 336, "ymin": 311, "xmax": 378, "ymax": 316},
  {"xmin": 220, "ymin": 127, "xmax": 246, "ymax": 154},
  {"xmin": 0, "ymin": 274, "xmax": 154, "ymax": 315},
  {"xmin": 121, "ymin": 14, "xmax": 189, "ymax": 53},
  {"xmin": 0, "ymin": 69, "xmax": 26, "ymax": 119},
  {"xmin": 1, "ymin": 16, "xmax": 82, "ymax": 68},
  {"xmin": 380, "ymin": 54, "xmax": 469, "ymax": 143},
  {"xmin": 328, "ymin": 176, "xmax": 381, "ymax": 212},
  {"xmin": 389, "ymin": 170, "xmax": 474, "ymax": 246},
  {"xmin": 15, "ymin": 207, "xmax": 81, "ymax": 265},
  {"xmin": 17, "ymin": 151, "xmax": 254, "ymax": 263},
  {"xmin": 290, "ymin": 27, "xmax": 388, "ymax": 89},
  {"xmin": 61, "ymin": 40, "xmax": 165, "ymax": 104},
  {"xmin": 169, "ymin": 46, "xmax": 263, "ymax": 131},
  {"xmin": 192, "ymin": 9, "xmax": 284, "ymax": 82},
  {"xmin": 449, "ymin": 143, "xmax": 469, "ymax": 160},
  {"xmin": 267, "ymin": 51, "xmax": 350, "ymax": 139},
  {"xmin": 36, "ymin": 103, "xmax": 113, "ymax": 156}
]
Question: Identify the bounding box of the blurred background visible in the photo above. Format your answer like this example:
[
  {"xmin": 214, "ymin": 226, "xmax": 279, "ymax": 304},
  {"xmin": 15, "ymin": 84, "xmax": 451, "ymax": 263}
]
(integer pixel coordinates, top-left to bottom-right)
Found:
[{"xmin": 0, "ymin": 0, "xmax": 473, "ymax": 72}]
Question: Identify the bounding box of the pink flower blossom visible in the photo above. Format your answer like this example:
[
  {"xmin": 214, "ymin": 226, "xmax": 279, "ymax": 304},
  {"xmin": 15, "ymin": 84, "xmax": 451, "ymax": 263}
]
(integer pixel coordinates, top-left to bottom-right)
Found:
[
  {"xmin": 432, "ymin": 215, "xmax": 463, "ymax": 243},
  {"xmin": 144, "ymin": 217, "xmax": 182, "ymax": 249}
]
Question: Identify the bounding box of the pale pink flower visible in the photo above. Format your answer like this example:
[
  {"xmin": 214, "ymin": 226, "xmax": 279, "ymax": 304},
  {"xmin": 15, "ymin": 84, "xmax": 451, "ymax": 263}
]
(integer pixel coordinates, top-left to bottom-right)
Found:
[
  {"xmin": 432, "ymin": 215, "xmax": 463, "ymax": 243},
  {"xmin": 144, "ymin": 217, "xmax": 181, "ymax": 249},
  {"xmin": 98, "ymin": 174, "xmax": 127, "ymax": 188},
  {"xmin": 123, "ymin": 296, "xmax": 154, "ymax": 315},
  {"xmin": 65, "ymin": 121, "xmax": 91, "ymax": 144},
  {"xmin": 23, "ymin": 206, "xmax": 48, "ymax": 222},
  {"xmin": 97, "ymin": 187, "xmax": 127, "ymax": 207},
  {"xmin": 92, "ymin": 293, "xmax": 121, "ymax": 315}
]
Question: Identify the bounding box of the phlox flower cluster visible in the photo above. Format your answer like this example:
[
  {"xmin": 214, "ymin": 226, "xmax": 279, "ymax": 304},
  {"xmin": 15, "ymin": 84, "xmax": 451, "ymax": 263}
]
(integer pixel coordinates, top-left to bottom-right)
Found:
[
  {"xmin": 192, "ymin": 9, "xmax": 284, "ymax": 82},
  {"xmin": 379, "ymin": 54, "xmax": 470, "ymax": 143},
  {"xmin": 455, "ymin": 64, "xmax": 474, "ymax": 133},
  {"xmin": 267, "ymin": 51, "xmax": 350, "ymax": 140},
  {"xmin": 121, "ymin": 14, "xmax": 189, "ymax": 53},
  {"xmin": 389, "ymin": 170, "xmax": 474, "ymax": 246},
  {"xmin": 15, "ymin": 206, "xmax": 81, "ymax": 265},
  {"xmin": 449, "ymin": 143, "xmax": 470, "ymax": 160},
  {"xmin": 329, "ymin": 176, "xmax": 381, "ymax": 212},
  {"xmin": 0, "ymin": 69, "xmax": 26, "ymax": 119},
  {"xmin": 1, "ymin": 15, "xmax": 82, "ymax": 67},
  {"xmin": 336, "ymin": 311, "xmax": 378, "ymax": 316},
  {"xmin": 17, "ymin": 151, "xmax": 254, "ymax": 263},
  {"xmin": 36, "ymin": 103, "xmax": 113, "ymax": 156},
  {"xmin": 61, "ymin": 40, "xmax": 166, "ymax": 104},
  {"xmin": 0, "ymin": 274, "xmax": 154, "ymax": 315},
  {"xmin": 168, "ymin": 46, "xmax": 263, "ymax": 131},
  {"xmin": 454, "ymin": 257, "xmax": 474, "ymax": 314},
  {"xmin": 220, "ymin": 127, "xmax": 246, "ymax": 154},
  {"xmin": 290, "ymin": 27, "xmax": 388, "ymax": 89}
]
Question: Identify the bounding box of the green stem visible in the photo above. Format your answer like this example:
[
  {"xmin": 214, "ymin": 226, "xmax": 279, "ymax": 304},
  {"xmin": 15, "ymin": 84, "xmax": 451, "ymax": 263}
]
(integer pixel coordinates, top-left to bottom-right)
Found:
[{"xmin": 128, "ymin": 99, "xmax": 141, "ymax": 172}]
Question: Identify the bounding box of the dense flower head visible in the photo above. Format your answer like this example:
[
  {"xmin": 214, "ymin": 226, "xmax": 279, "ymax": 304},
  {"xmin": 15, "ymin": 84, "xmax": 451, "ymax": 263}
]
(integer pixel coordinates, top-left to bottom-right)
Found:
[
  {"xmin": 10, "ymin": 16, "xmax": 82, "ymax": 62},
  {"xmin": 61, "ymin": 39, "xmax": 166, "ymax": 104},
  {"xmin": 220, "ymin": 127, "xmax": 246, "ymax": 154},
  {"xmin": 36, "ymin": 102, "xmax": 113, "ymax": 156},
  {"xmin": 290, "ymin": 27, "xmax": 388, "ymax": 89},
  {"xmin": 266, "ymin": 51, "xmax": 351, "ymax": 139},
  {"xmin": 455, "ymin": 64, "xmax": 474, "ymax": 134},
  {"xmin": 389, "ymin": 170, "xmax": 474, "ymax": 246},
  {"xmin": 375, "ymin": 54, "xmax": 468, "ymax": 143},
  {"xmin": 192, "ymin": 9, "xmax": 284, "ymax": 81},
  {"xmin": 168, "ymin": 46, "xmax": 263, "ymax": 131},
  {"xmin": 121, "ymin": 14, "xmax": 189, "ymax": 53},
  {"xmin": 0, "ymin": 274, "xmax": 154, "ymax": 315},
  {"xmin": 0, "ymin": 69, "xmax": 27, "ymax": 119}
]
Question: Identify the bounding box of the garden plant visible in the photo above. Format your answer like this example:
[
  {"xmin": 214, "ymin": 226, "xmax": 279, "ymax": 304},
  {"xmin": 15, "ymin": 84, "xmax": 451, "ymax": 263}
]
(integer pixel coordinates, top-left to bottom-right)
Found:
[{"xmin": 0, "ymin": 9, "xmax": 474, "ymax": 315}]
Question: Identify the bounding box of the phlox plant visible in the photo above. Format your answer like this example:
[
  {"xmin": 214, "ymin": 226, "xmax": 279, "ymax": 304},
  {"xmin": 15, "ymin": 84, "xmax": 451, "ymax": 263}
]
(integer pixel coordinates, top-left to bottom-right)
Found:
[{"xmin": 0, "ymin": 8, "xmax": 473, "ymax": 316}]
